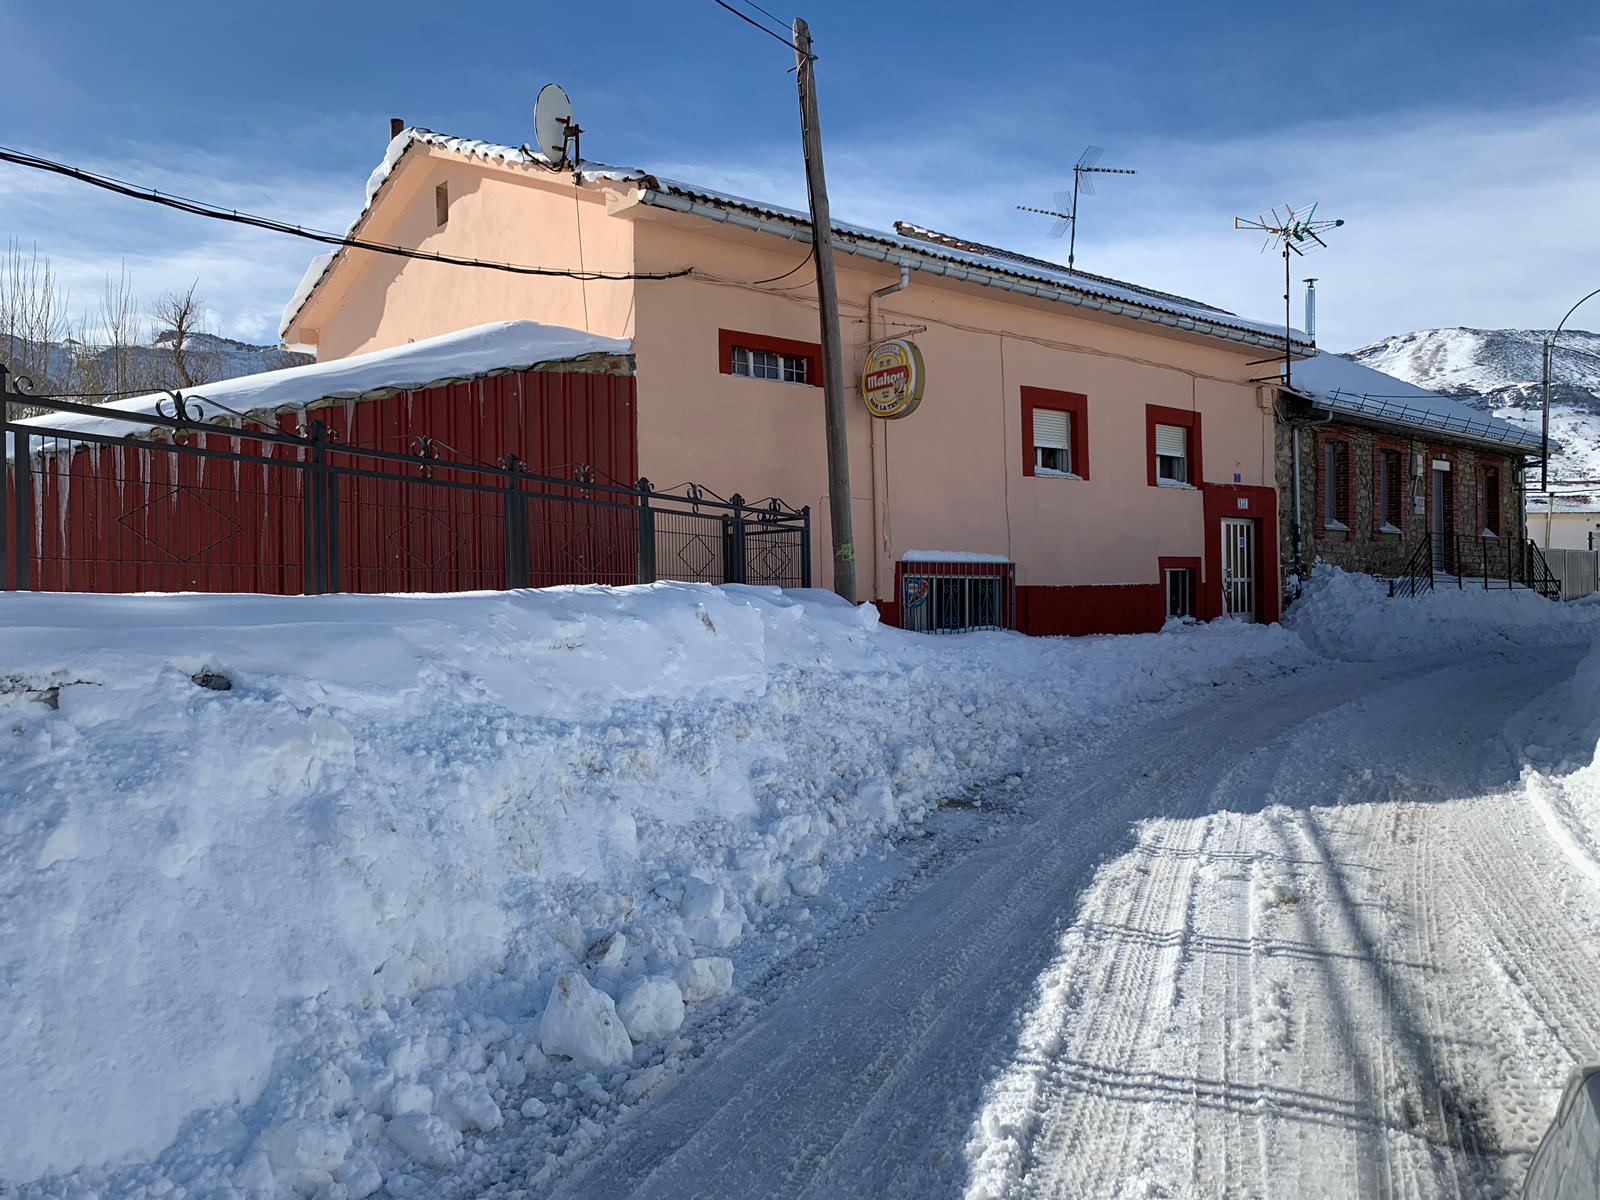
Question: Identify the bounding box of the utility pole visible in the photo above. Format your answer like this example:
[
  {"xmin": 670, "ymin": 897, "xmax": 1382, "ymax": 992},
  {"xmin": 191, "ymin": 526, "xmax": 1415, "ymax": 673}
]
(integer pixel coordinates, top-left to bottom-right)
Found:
[{"xmin": 792, "ymin": 17, "xmax": 855, "ymax": 601}]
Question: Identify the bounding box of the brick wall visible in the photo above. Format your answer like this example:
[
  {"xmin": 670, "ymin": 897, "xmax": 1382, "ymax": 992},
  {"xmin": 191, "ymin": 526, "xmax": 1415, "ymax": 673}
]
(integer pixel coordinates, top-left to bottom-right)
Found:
[{"xmin": 1276, "ymin": 413, "xmax": 1527, "ymax": 595}]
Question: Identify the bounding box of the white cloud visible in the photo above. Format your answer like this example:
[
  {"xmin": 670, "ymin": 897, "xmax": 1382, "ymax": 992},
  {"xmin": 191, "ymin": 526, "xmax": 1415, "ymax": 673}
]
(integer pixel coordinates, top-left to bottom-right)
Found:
[
  {"xmin": 661, "ymin": 101, "xmax": 1600, "ymax": 351},
  {"xmin": 2, "ymin": 141, "xmax": 358, "ymax": 345},
  {"xmin": 8, "ymin": 100, "xmax": 1596, "ymax": 351}
]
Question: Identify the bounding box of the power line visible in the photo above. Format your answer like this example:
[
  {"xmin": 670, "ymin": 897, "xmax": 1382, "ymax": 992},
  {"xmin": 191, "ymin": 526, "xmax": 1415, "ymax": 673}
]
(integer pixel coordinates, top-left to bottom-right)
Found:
[
  {"xmin": 0, "ymin": 145, "xmax": 692, "ymax": 284},
  {"xmin": 710, "ymin": 0, "xmax": 811, "ymax": 56}
]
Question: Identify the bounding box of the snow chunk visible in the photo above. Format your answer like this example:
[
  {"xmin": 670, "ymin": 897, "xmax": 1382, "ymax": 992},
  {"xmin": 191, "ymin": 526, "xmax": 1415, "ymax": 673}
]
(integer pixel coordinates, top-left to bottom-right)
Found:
[
  {"xmin": 538, "ymin": 970, "xmax": 633, "ymax": 1069},
  {"xmin": 441, "ymin": 1080, "xmax": 502, "ymax": 1133},
  {"xmin": 255, "ymin": 1119, "xmax": 351, "ymax": 1191},
  {"xmin": 679, "ymin": 878, "xmax": 725, "ymax": 921},
  {"xmin": 386, "ymin": 1111, "xmax": 462, "ymax": 1170},
  {"xmin": 676, "ymin": 957, "xmax": 734, "ymax": 1005},
  {"xmin": 617, "ymin": 976, "xmax": 687, "ymax": 1043}
]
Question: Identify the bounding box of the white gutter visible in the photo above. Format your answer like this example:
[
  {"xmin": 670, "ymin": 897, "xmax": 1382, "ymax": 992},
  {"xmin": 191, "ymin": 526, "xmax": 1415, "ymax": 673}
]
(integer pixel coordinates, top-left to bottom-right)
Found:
[{"xmin": 638, "ymin": 188, "xmax": 1310, "ymax": 357}]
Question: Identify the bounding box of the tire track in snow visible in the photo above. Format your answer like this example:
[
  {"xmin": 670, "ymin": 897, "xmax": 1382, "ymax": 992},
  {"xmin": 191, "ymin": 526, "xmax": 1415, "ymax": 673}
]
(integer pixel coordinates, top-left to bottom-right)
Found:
[{"xmin": 512, "ymin": 647, "xmax": 1592, "ymax": 1200}]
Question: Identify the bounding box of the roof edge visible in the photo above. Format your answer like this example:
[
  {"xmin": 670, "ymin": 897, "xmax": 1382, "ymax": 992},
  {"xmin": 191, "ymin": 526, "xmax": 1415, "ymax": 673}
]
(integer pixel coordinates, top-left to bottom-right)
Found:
[{"xmin": 638, "ymin": 187, "xmax": 1309, "ymax": 356}]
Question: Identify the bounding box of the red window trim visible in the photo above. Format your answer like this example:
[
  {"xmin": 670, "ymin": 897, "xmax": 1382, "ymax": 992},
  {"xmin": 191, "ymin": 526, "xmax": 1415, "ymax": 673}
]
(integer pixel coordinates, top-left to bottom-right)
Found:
[
  {"xmin": 1145, "ymin": 404, "xmax": 1203, "ymax": 488},
  {"xmin": 1315, "ymin": 428, "xmax": 1353, "ymax": 535},
  {"xmin": 1372, "ymin": 435, "xmax": 1409, "ymax": 536},
  {"xmin": 1020, "ymin": 386, "xmax": 1090, "ymax": 479},
  {"xmin": 1158, "ymin": 555, "xmax": 1201, "ymax": 618},
  {"xmin": 717, "ymin": 329, "xmax": 823, "ymax": 387}
]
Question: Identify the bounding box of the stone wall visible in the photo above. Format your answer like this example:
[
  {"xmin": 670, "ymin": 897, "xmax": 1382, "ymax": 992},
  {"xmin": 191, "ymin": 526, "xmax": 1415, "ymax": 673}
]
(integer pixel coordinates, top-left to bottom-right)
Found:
[{"xmin": 1276, "ymin": 409, "xmax": 1527, "ymax": 597}]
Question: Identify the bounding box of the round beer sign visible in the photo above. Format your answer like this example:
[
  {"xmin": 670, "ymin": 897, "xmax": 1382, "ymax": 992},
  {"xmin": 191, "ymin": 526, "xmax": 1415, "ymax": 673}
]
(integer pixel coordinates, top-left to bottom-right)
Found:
[{"xmin": 860, "ymin": 338, "xmax": 925, "ymax": 419}]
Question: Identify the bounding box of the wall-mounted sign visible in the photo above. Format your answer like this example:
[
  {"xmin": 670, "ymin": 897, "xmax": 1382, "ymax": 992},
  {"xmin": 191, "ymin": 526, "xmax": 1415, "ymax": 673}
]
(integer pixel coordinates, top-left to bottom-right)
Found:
[{"xmin": 860, "ymin": 338, "xmax": 926, "ymax": 420}]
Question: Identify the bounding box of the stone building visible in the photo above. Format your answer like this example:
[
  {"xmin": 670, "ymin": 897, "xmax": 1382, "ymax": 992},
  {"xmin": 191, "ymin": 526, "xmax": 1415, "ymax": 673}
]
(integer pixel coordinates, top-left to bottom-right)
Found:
[{"xmin": 1276, "ymin": 352, "xmax": 1543, "ymax": 597}]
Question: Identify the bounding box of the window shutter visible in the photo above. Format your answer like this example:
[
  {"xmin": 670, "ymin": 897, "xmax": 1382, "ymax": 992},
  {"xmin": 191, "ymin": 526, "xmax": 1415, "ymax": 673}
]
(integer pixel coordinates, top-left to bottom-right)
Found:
[
  {"xmin": 1155, "ymin": 424, "xmax": 1187, "ymax": 458},
  {"xmin": 1033, "ymin": 408, "xmax": 1071, "ymax": 450}
]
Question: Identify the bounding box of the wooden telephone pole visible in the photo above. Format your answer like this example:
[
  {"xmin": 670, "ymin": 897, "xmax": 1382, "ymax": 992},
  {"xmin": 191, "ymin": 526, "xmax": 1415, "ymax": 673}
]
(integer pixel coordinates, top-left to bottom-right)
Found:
[{"xmin": 792, "ymin": 17, "xmax": 855, "ymax": 601}]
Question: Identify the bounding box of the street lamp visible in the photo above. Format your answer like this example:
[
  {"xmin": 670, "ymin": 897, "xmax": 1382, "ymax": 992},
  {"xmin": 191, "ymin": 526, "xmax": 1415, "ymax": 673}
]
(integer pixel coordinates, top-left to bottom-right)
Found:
[{"xmin": 1543, "ymin": 286, "xmax": 1600, "ymax": 492}]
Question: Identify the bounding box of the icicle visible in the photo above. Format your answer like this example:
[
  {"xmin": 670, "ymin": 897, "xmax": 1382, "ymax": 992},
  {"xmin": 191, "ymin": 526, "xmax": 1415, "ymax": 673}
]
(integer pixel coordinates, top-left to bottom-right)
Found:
[{"xmin": 56, "ymin": 449, "xmax": 70, "ymax": 561}]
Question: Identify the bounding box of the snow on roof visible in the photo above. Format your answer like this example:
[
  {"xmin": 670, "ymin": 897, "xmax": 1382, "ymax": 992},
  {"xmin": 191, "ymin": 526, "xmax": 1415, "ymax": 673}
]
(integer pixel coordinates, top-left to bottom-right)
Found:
[
  {"xmin": 642, "ymin": 178, "xmax": 1298, "ymax": 347},
  {"xmin": 281, "ymin": 126, "xmax": 1301, "ymax": 354},
  {"xmin": 27, "ymin": 321, "xmax": 631, "ymax": 441},
  {"xmin": 1287, "ymin": 351, "xmax": 1545, "ymax": 453}
]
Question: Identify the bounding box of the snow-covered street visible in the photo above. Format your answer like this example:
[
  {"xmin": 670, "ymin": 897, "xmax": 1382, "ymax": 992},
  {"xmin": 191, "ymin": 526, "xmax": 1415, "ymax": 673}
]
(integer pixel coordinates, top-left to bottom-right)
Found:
[
  {"xmin": 540, "ymin": 642, "xmax": 1600, "ymax": 1199},
  {"xmin": 7, "ymin": 573, "xmax": 1600, "ymax": 1198}
]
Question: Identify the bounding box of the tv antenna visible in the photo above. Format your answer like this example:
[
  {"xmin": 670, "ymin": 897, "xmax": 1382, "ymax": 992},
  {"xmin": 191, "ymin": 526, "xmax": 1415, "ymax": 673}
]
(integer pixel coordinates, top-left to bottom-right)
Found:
[
  {"xmin": 1234, "ymin": 202, "xmax": 1344, "ymax": 385},
  {"xmin": 533, "ymin": 83, "xmax": 583, "ymax": 171},
  {"xmin": 1016, "ymin": 145, "xmax": 1136, "ymax": 271}
]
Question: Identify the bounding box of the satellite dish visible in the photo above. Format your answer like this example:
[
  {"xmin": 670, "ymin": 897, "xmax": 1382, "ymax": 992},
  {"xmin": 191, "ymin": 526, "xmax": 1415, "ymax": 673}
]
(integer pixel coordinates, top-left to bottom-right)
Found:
[{"xmin": 534, "ymin": 83, "xmax": 574, "ymax": 163}]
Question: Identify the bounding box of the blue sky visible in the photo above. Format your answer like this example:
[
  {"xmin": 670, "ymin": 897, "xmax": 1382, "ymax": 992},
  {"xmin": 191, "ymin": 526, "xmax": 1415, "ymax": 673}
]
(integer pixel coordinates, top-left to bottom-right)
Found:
[{"xmin": 6, "ymin": 0, "xmax": 1599, "ymax": 350}]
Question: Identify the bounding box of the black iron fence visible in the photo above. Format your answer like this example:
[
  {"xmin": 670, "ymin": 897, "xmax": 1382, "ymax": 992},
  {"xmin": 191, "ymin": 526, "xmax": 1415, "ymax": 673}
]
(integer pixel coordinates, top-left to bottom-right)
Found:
[
  {"xmin": 1388, "ymin": 534, "xmax": 1562, "ymax": 601},
  {"xmin": 0, "ymin": 369, "xmax": 811, "ymax": 596}
]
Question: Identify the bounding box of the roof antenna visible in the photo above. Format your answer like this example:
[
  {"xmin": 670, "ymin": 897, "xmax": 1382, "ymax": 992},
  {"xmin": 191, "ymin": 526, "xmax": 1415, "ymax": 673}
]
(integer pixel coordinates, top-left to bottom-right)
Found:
[
  {"xmin": 1233, "ymin": 203, "xmax": 1343, "ymax": 386},
  {"xmin": 1016, "ymin": 145, "xmax": 1136, "ymax": 271}
]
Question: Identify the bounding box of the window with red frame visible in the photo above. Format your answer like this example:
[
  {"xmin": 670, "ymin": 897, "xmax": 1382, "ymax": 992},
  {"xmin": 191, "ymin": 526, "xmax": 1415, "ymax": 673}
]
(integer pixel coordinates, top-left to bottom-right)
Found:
[
  {"xmin": 1321, "ymin": 439, "xmax": 1351, "ymax": 529},
  {"xmin": 1481, "ymin": 464, "xmax": 1502, "ymax": 535},
  {"xmin": 1021, "ymin": 387, "xmax": 1089, "ymax": 479},
  {"xmin": 1378, "ymin": 449, "xmax": 1404, "ymax": 531}
]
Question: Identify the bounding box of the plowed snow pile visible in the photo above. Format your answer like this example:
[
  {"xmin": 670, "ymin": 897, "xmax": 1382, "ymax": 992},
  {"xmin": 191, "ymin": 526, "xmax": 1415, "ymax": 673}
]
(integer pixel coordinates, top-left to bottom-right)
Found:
[{"xmin": 0, "ymin": 584, "xmax": 1301, "ymax": 1198}]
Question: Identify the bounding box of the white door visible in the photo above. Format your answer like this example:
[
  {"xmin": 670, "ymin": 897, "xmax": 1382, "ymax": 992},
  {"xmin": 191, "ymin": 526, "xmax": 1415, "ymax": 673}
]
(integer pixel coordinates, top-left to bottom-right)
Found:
[{"xmin": 1221, "ymin": 518, "xmax": 1256, "ymax": 622}]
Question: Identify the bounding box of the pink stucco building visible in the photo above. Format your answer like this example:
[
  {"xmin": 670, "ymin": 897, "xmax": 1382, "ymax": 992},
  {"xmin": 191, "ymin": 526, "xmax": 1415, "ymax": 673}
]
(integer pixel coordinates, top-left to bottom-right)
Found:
[{"xmin": 282, "ymin": 126, "xmax": 1305, "ymax": 634}]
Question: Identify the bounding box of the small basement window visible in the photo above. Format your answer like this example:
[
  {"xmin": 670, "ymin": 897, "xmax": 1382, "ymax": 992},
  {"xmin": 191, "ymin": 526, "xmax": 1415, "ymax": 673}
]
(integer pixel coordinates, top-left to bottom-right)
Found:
[
  {"xmin": 900, "ymin": 557, "xmax": 1014, "ymax": 634},
  {"xmin": 1032, "ymin": 407, "xmax": 1074, "ymax": 475},
  {"xmin": 1165, "ymin": 567, "xmax": 1194, "ymax": 619},
  {"xmin": 1155, "ymin": 423, "xmax": 1188, "ymax": 485},
  {"xmin": 435, "ymin": 181, "xmax": 449, "ymax": 227},
  {"xmin": 731, "ymin": 345, "xmax": 810, "ymax": 384}
]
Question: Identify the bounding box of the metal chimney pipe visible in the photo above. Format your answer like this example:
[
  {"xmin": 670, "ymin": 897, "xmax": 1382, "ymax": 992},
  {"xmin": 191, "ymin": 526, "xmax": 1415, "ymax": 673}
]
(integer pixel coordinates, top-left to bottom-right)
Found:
[
  {"xmin": 390, "ymin": 117, "xmax": 405, "ymax": 140},
  {"xmin": 1302, "ymin": 278, "xmax": 1318, "ymax": 344}
]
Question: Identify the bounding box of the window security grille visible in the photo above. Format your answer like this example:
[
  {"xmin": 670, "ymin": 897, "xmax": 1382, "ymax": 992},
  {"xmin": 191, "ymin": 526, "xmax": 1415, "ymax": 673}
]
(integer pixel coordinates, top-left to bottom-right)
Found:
[
  {"xmin": 1033, "ymin": 408, "xmax": 1072, "ymax": 474},
  {"xmin": 731, "ymin": 346, "xmax": 810, "ymax": 384},
  {"xmin": 900, "ymin": 560, "xmax": 1015, "ymax": 634},
  {"xmin": 1165, "ymin": 568, "xmax": 1193, "ymax": 619},
  {"xmin": 1155, "ymin": 423, "xmax": 1187, "ymax": 483}
]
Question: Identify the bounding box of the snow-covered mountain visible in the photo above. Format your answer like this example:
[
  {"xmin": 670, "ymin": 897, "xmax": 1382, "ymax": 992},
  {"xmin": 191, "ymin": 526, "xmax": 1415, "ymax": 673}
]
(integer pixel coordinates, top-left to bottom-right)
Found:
[{"xmin": 1344, "ymin": 327, "xmax": 1600, "ymax": 491}]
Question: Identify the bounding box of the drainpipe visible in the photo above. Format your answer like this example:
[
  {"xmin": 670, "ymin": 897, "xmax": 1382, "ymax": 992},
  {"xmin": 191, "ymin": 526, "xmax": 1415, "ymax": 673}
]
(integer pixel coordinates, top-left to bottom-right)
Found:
[{"xmin": 866, "ymin": 264, "xmax": 910, "ymax": 605}]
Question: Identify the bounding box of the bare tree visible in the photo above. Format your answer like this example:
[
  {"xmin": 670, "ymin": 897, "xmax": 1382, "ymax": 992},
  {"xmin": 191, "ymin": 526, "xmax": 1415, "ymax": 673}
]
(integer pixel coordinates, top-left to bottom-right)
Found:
[
  {"xmin": 0, "ymin": 239, "xmax": 69, "ymax": 392},
  {"xmin": 150, "ymin": 282, "xmax": 217, "ymax": 388}
]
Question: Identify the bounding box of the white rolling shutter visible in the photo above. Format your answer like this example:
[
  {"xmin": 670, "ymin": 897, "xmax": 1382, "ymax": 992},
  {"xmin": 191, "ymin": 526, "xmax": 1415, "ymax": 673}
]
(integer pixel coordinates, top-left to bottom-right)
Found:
[
  {"xmin": 1033, "ymin": 407, "xmax": 1071, "ymax": 449},
  {"xmin": 1155, "ymin": 424, "xmax": 1187, "ymax": 458}
]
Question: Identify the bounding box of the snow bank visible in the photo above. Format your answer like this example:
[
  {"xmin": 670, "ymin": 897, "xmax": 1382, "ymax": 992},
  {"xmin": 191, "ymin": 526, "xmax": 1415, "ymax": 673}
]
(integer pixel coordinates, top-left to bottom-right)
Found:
[
  {"xmin": 0, "ymin": 584, "xmax": 1301, "ymax": 1197},
  {"xmin": 1285, "ymin": 563, "xmax": 1600, "ymax": 660}
]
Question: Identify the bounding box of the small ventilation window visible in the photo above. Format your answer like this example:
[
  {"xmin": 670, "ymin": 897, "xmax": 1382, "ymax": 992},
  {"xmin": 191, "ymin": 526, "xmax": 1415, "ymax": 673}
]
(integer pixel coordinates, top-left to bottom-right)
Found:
[{"xmin": 435, "ymin": 182, "xmax": 449, "ymax": 227}]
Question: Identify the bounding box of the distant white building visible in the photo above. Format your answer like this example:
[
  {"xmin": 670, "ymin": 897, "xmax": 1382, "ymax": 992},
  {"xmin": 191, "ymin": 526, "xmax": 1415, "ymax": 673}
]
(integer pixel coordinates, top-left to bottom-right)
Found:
[{"xmin": 1531, "ymin": 497, "xmax": 1600, "ymax": 552}]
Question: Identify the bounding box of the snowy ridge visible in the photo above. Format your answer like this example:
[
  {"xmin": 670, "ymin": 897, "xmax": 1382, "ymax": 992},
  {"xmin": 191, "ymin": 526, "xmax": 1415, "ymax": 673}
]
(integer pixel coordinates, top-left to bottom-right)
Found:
[{"xmin": 1345, "ymin": 327, "xmax": 1600, "ymax": 488}]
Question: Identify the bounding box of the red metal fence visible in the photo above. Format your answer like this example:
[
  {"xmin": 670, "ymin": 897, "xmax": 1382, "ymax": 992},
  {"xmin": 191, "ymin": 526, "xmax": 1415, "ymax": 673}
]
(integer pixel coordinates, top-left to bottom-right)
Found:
[{"xmin": 3, "ymin": 366, "xmax": 812, "ymax": 596}]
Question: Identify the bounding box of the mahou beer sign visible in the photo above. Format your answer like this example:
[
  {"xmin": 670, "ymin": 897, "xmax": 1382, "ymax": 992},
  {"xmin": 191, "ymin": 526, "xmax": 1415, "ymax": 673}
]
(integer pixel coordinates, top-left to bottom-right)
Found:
[{"xmin": 860, "ymin": 338, "xmax": 926, "ymax": 419}]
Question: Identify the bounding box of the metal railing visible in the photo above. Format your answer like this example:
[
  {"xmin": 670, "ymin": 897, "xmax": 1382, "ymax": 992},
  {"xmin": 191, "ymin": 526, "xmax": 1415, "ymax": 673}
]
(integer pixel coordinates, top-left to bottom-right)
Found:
[
  {"xmin": 0, "ymin": 368, "xmax": 810, "ymax": 596},
  {"xmin": 1389, "ymin": 535, "xmax": 1434, "ymax": 597},
  {"xmin": 1389, "ymin": 534, "xmax": 1561, "ymax": 601}
]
